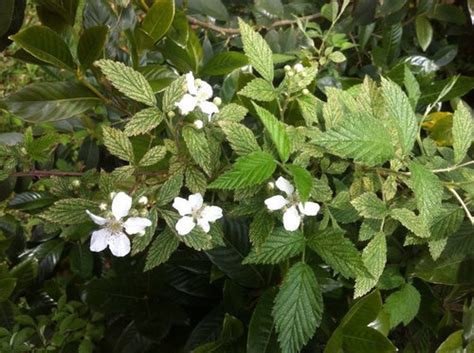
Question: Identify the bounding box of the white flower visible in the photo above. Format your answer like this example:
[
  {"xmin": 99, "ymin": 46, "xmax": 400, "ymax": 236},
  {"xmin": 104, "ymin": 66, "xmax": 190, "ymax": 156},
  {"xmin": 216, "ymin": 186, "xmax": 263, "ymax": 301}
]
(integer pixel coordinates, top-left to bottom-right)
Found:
[
  {"xmin": 176, "ymin": 72, "xmax": 219, "ymax": 116},
  {"xmin": 264, "ymin": 177, "xmax": 320, "ymax": 231},
  {"xmin": 172, "ymin": 193, "xmax": 223, "ymax": 236},
  {"xmin": 86, "ymin": 192, "xmax": 152, "ymax": 257}
]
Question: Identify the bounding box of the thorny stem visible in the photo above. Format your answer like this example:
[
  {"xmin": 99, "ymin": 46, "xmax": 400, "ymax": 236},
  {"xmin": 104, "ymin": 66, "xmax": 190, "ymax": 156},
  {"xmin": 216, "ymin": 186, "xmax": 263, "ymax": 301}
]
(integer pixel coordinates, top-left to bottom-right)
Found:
[{"xmin": 448, "ymin": 187, "xmax": 474, "ymax": 225}]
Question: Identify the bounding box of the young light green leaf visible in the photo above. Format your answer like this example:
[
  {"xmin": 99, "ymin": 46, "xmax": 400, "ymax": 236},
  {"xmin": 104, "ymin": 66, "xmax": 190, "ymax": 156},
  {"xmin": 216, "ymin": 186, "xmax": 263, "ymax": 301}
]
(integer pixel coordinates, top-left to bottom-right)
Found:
[
  {"xmin": 208, "ymin": 151, "xmax": 276, "ymax": 189},
  {"xmin": 102, "ymin": 126, "xmax": 134, "ymax": 163},
  {"xmin": 351, "ymin": 192, "xmax": 388, "ymax": 219},
  {"xmin": 415, "ymin": 16, "xmax": 433, "ymax": 51},
  {"xmin": 219, "ymin": 121, "xmax": 260, "ymax": 156},
  {"xmin": 308, "ymin": 228, "xmax": 368, "ymax": 279},
  {"xmin": 95, "ymin": 59, "xmax": 156, "ymax": 106},
  {"xmin": 355, "ymin": 232, "xmax": 387, "ymax": 298},
  {"xmin": 243, "ymin": 228, "xmax": 305, "ymax": 265},
  {"xmin": 213, "ymin": 103, "xmax": 248, "ymax": 122},
  {"xmin": 238, "ymin": 18, "xmax": 274, "ymax": 82},
  {"xmin": 286, "ymin": 164, "xmax": 313, "ymax": 202},
  {"xmin": 383, "ymin": 283, "xmax": 421, "ymax": 328},
  {"xmin": 139, "ymin": 145, "xmax": 167, "ymax": 166},
  {"xmin": 390, "ymin": 208, "xmax": 430, "ymax": 238},
  {"xmin": 297, "ymin": 94, "xmax": 321, "ymax": 126},
  {"xmin": 182, "ymin": 126, "xmax": 212, "ymax": 176},
  {"xmin": 253, "ymin": 103, "xmax": 291, "ymax": 162},
  {"xmin": 144, "ymin": 228, "xmax": 179, "ymax": 271},
  {"xmin": 124, "ymin": 108, "xmax": 164, "ymax": 136},
  {"xmin": 239, "ymin": 78, "xmax": 277, "ymax": 102},
  {"xmin": 452, "ymin": 102, "xmax": 473, "ymax": 164},
  {"xmin": 273, "ymin": 262, "xmax": 323, "ymax": 353}
]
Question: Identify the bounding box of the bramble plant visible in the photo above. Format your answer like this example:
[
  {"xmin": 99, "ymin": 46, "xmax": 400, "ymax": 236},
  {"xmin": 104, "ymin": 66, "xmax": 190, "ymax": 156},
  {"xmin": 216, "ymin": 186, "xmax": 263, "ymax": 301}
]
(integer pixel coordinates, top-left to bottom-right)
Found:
[{"xmin": 0, "ymin": 0, "xmax": 474, "ymax": 352}]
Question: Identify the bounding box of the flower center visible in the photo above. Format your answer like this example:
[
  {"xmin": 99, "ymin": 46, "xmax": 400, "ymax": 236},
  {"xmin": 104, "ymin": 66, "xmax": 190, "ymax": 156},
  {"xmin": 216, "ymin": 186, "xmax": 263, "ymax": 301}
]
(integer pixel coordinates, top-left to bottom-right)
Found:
[
  {"xmin": 191, "ymin": 207, "xmax": 203, "ymax": 220},
  {"xmin": 107, "ymin": 219, "xmax": 123, "ymax": 233}
]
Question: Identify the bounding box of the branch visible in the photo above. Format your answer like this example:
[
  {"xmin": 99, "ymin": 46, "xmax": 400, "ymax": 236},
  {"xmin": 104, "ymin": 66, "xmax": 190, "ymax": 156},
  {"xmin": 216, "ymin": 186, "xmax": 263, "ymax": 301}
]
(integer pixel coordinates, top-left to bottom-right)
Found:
[
  {"xmin": 11, "ymin": 169, "xmax": 168, "ymax": 178},
  {"xmin": 448, "ymin": 187, "xmax": 474, "ymax": 225},
  {"xmin": 187, "ymin": 13, "xmax": 323, "ymax": 35},
  {"xmin": 431, "ymin": 160, "xmax": 474, "ymax": 173}
]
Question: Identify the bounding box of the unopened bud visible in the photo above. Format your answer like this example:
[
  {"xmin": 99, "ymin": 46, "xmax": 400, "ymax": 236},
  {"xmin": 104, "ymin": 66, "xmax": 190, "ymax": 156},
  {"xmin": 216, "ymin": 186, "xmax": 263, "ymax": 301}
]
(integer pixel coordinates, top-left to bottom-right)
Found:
[
  {"xmin": 194, "ymin": 120, "xmax": 204, "ymax": 129},
  {"xmin": 139, "ymin": 210, "xmax": 148, "ymax": 217},
  {"xmin": 284, "ymin": 65, "xmax": 291, "ymax": 72},
  {"xmin": 287, "ymin": 71, "xmax": 295, "ymax": 77},
  {"xmin": 138, "ymin": 196, "xmax": 148, "ymax": 205},
  {"xmin": 268, "ymin": 181, "xmax": 275, "ymax": 190},
  {"xmin": 293, "ymin": 63, "xmax": 304, "ymax": 73},
  {"xmin": 167, "ymin": 111, "xmax": 176, "ymax": 119},
  {"xmin": 213, "ymin": 97, "xmax": 222, "ymax": 106},
  {"xmin": 71, "ymin": 179, "xmax": 81, "ymax": 188},
  {"xmin": 302, "ymin": 88, "xmax": 310, "ymax": 95},
  {"xmin": 195, "ymin": 78, "xmax": 202, "ymax": 86},
  {"xmin": 99, "ymin": 203, "xmax": 107, "ymax": 211}
]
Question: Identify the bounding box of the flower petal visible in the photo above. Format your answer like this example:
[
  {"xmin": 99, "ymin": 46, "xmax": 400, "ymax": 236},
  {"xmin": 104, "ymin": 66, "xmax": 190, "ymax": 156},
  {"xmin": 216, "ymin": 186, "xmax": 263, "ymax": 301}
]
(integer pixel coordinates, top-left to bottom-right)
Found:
[
  {"xmin": 264, "ymin": 195, "xmax": 288, "ymax": 211},
  {"xmin": 108, "ymin": 232, "xmax": 131, "ymax": 257},
  {"xmin": 201, "ymin": 206, "xmax": 223, "ymax": 223},
  {"xmin": 176, "ymin": 216, "xmax": 196, "ymax": 236},
  {"xmin": 197, "ymin": 218, "xmax": 210, "ymax": 233},
  {"xmin": 283, "ymin": 205, "xmax": 301, "ymax": 231},
  {"xmin": 185, "ymin": 72, "xmax": 197, "ymax": 95},
  {"xmin": 198, "ymin": 101, "xmax": 219, "ymax": 116},
  {"xmin": 90, "ymin": 229, "xmax": 109, "ymax": 252},
  {"xmin": 111, "ymin": 192, "xmax": 132, "ymax": 220},
  {"xmin": 196, "ymin": 80, "xmax": 213, "ymax": 100},
  {"xmin": 123, "ymin": 217, "xmax": 152, "ymax": 235},
  {"xmin": 86, "ymin": 210, "xmax": 107, "ymax": 225},
  {"xmin": 172, "ymin": 197, "xmax": 192, "ymax": 216},
  {"xmin": 176, "ymin": 94, "xmax": 198, "ymax": 115},
  {"xmin": 298, "ymin": 202, "xmax": 320, "ymax": 216},
  {"xmin": 276, "ymin": 177, "xmax": 294, "ymax": 195},
  {"xmin": 188, "ymin": 193, "xmax": 203, "ymax": 210}
]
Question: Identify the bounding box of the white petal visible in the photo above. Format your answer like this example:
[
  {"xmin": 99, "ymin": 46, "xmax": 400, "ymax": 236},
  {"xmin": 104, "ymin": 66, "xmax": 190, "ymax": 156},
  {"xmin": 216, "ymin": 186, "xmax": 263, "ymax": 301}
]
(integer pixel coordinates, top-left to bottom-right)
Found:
[
  {"xmin": 172, "ymin": 197, "xmax": 192, "ymax": 216},
  {"xmin": 111, "ymin": 192, "xmax": 132, "ymax": 220},
  {"xmin": 108, "ymin": 232, "xmax": 131, "ymax": 257},
  {"xmin": 86, "ymin": 210, "xmax": 107, "ymax": 225},
  {"xmin": 198, "ymin": 101, "xmax": 219, "ymax": 116},
  {"xmin": 196, "ymin": 80, "xmax": 213, "ymax": 100},
  {"xmin": 176, "ymin": 94, "xmax": 198, "ymax": 115},
  {"xmin": 123, "ymin": 217, "xmax": 152, "ymax": 235},
  {"xmin": 188, "ymin": 193, "xmax": 203, "ymax": 210},
  {"xmin": 264, "ymin": 195, "xmax": 288, "ymax": 211},
  {"xmin": 175, "ymin": 216, "xmax": 196, "ymax": 236},
  {"xmin": 90, "ymin": 229, "xmax": 109, "ymax": 252},
  {"xmin": 298, "ymin": 202, "xmax": 320, "ymax": 216},
  {"xmin": 283, "ymin": 206, "xmax": 301, "ymax": 231},
  {"xmin": 201, "ymin": 206, "xmax": 223, "ymax": 223},
  {"xmin": 276, "ymin": 177, "xmax": 294, "ymax": 195},
  {"xmin": 197, "ymin": 218, "xmax": 210, "ymax": 233},
  {"xmin": 185, "ymin": 72, "xmax": 197, "ymax": 95}
]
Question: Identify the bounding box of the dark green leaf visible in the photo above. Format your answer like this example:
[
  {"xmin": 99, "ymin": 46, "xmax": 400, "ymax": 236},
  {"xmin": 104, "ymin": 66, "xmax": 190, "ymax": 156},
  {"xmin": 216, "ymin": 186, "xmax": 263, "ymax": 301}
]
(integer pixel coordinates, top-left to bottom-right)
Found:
[
  {"xmin": 140, "ymin": 0, "xmax": 175, "ymax": 43},
  {"xmin": 77, "ymin": 25, "xmax": 108, "ymax": 69},
  {"xmin": 202, "ymin": 52, "xmax": 248, "ymax": 76}
]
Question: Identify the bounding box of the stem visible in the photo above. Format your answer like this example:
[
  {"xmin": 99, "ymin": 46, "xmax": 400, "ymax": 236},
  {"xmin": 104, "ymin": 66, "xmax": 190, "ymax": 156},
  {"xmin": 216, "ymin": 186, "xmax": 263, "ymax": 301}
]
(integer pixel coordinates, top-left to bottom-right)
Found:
[
  {"xmin": 78, "ymin": 76, "xmax": 110, "ymax": 104},
  {"xmin": 432, "ymin": 161, "xmax": 474, "ymax": 173},
  {"xmin": 448, "ymin": 188, "xmax": 474, "ymax": 225},
  {"xmin": 12, "ymin": 169, "xmax": 168, "ymax": 178}
]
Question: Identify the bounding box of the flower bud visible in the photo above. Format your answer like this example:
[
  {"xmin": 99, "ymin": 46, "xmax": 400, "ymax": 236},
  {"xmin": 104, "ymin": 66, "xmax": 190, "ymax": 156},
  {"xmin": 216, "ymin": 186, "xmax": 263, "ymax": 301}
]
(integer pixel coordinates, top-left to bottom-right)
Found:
[
  {"xmin": 287, "ymin": 71, "xmax": 295, "ymax": 77},
  {"xmin": 139, "ymin": 209, "xmax": 148, "ymax": 217},
  {"xmin": 110, "ymin": 192, "xmax": 117, "ymax": 200},
  {"xmin": 213, "ymin": 97, "xmax": 222, "ymax": 106},
  {"xmin": 99, "ymin": 203, "xmax": 108, "ymax": 211},
  {"xmin": 194, "ymin": 120, "xmax": 204, "ymax": 129},
  {"xmin": 138, "ymin": 196, "xmax": 148, "ymax": 205},
  {"xmin": 267, "ymin": 181, "xmax": 275, "ymax": 190},
  {"xmin": 195, "ymin": 78, "xmax": 202, "ymax": 86},
  {"xmin": 71, "ymin": 179, "xmax": 81, "ymax": 188},
  {"xmin": 302, "ymin": 88, "xmax": 310, "ymax": 95},
  {"xmin": 293, "ymin": 63, "xmax": 304, "ymax": 73},
  {"xmin": 167, "ymin": 111, "xmax": 176, "ymax": 119},
  {"xmin": 284, "ymin": 65, "xmax": 291, "ymax": 72}
]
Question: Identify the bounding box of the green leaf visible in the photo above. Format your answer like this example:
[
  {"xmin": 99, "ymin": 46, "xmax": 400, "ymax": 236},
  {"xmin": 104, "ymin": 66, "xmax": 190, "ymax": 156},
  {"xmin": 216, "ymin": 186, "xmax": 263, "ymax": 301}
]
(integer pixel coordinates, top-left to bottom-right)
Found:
[
  {"xmin": 140, "ymin": 0, "xmax": 175, "ymax": 43},
  {"xmin": 355, "ymin": 232, "xmax": 387, "ymax": 298},
  {"xmin": 452, "ymin": 102, "xmax": 473, "ymax": 164},
  {"xmin": 409, "ymin": 162, "xmax": 443, "ymax": 224},
  {"xmin": 2, "ymin": 82, "xmax": 100, "ymax": 123},
  {"xmin": 139, "ymin": 145, "xmax": 167, "ymax": 167},
  {"xmin": 214, "ymin": 103, "xmax": 248, "ymax": 122},
  {"xmin": 342, "ymin": 326, "xmax": 397, "ymax": 353},
  {"xmin": 124, "ymin": 107, "xmax": 164, "ymax": 136},
  {"xmin": 390, "ymin": 208, "xmax": 430, "ymax": 238},
  {"xmin": 0, "ymin": 278, "xmax": 16, "ymax": 302},
  {"xmin": 11, "ymin": 25, "xmax": 75, "ymax": 70},
  {"xmin": 419, "ymin": 77, "xmax": 474, "ymax": 105},
  {"xmin": 238, "ymin": 18, "xmax": 274, "ymax": 82},
  {"xmin": 351, "ymin": 192, "xmax": 388, "ymax": 220},
  {"xmin": 132, "ymin": 209, "xmax": 158, "ymax": 255},
  {"xmin": 144, "ymin": 228, "xmax": 179, "ymax": 271},
  {"xmin": 156, "ymin": 173, "xmax": 183, "ymax": 206},
  {"xmin": 70, "ymin": 243, "xmax": 93, "ymax": 279},
  {"xmin": 243, "ymin": 228, "xmax": 305, "ymax": 265},
  {"xmin": 77, "ymin": 26, "xmax": 108, "ymax": 69},
  {"xmin": 286, "ymin": 164, "xmax": 313, "ymax": 202},
  {"xmin": 202, "ymin": 51, "xmax": 248, "ymax": 76},
  {"xmin": 102, "ymin": 126, "xmax": 134, "ymax": 163},
  {"xmin": 308, "ymin": 228, "xmax": 368, "ymax": 279},
  {"xmin": 317, "ymin": 111, "xmax": 395, "ymax": 166},
  {"xmin": 273, "ymin": 262, "xmax": 323, "ymax": 353},
  {"xmin": 247, "ymin": 288, "xmax": 279, "ymax": 353},
  {"xmin": 383, "ymin": 283, "xmax": 421, "ymax": 328},
  {"xmin": 209, "ymin": 151, "xmax": 276, "ymax": 189},
  {"xmin": 41, "ymin": 198, "xmax": 99, "ymax": 225},
  {"xmin": 415, "ymin": 16, "xmax": 433, "ymax": 51},
  {"xmin": 239, "ymin": 78, "xmax": 276, "ymax": 102},
  {"xmin": 185, "ymin": 167, "xmax": 207, "ymax": 194},
  {"xmin": 95, "ymin": 59, "xmax": 156, "ymax": 106},
  {"xmin": 297, "ymin": 94, "xmax": 321, "ymax": 126},
  {"xmin": 162, "ymin": 75, "xmax": 186, "ymax": 112},
  {"xmin": 0, "ymin": 0, "xmax": 15, "ymax": 37},
  {"xmin": 219, "ymin": 121, "xmax": 260, "ymax": 156},
  {"xmin": 248, "ymin": 209, "xmax": 274, "ymax": 248},
  {"xmin": 381, "ymin": 78, "xmax": 418, "ymax": 156},
  {"xmin": 182, "ymin": 126, "xmax": 212, "ymax": 176},
  {"xmin": 435, "ymin": 330, "xmax": 464, "ymax": 353},
  {"xmin": 253, "ymin": 103, "xmax": 291, "ymax": 162}
]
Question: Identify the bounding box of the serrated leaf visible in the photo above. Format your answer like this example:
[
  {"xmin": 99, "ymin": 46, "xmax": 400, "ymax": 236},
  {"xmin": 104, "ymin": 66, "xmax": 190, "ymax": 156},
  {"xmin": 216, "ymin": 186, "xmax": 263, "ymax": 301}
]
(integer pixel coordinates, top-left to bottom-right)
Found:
[
  {"xmin": 452, "ymin": 102, "xmax": 473, "ymax": 164},
  {"xmin": 219, "ymin": 121, "xmax": 260, "ymax": 156},
  {"xmin": 95, "ymin": 59, "xmax": 156, "ymax": 106},
  {"xmin": 182, "ymin": 126, "xmax": 212, "ymax": 176},
  {"xmin": 144, "ymin": 228, "xmax": 179, "ymax": 271},
  {"xmin": 383, "ymin": 283, "xmax": 421, "ymax": 328},
  {"xmin": 238, "ymin": 18, "xmax": 273, "ymax": 82},
  {"xmin": 0, "ymin": 278, "xmax": 16, "ymax": 302},
  {"xmin": 248, "ymin": 210, "xmax": 274, "ymax": 248},
  {"xmin": 273, "ymin": 262, "xmax": 323, "ymax": 353},
  {"xmin": 286, "ymin": 164, "xmax": 312, "ymax": 202},
  {"xmin": 253, "ymin": 103, "xmax": 291, "ymax": 162},
  {"xmin": 409, "ymin": 162, "xmax": 443, "ymax": 224},
  {"xmin": 355, "ymin": 232, "xmax": 387, "ymax": 298},
  {"xmin": 162, "ymin": 76, "xmax": 186, "ymax": 112},
  {"xmin": 77, "ymin": 26, "xmax": 108, "ymax": 69},
  {"xmin": 41, "ymin": 199, "xmax": 99, "ymax": 225},
  {"xmin": 317, "ymin": 111, "xmax": 395, "ymax": 166},
  {"xmin": 239, "ymin": 78, "xmax": 276, "ymax": 102},
  {"xmin": 390, "ymin": 208, "xmax": 430, "ymax": 238},
  {"xmin": 132, "ymin": 209, "xmax": 158, "ymax": 255},
  {"xmin": 308, "ymin": 228, "xmax": 368, "ymax": 279},
  {"xmin": 124, "ymin": 108, "xmax": 164, "ymax": 136},
  {"xmin": 139, "ymin": 145, "xmax": 167, "ymax": 166},
  {"xmin": 202, "ymin": 51, "xmax": 248, "ymax": 76},
  {"xmin": 415, "ymin": 16, "xmax": 433, "ymax": 52},
  {"xmin": 208, "ymin": 151, "xmax": 276, "ymax": 189},
  {"xmin": 243, "ymin": 228, "xmax": 304, "ymax": 265},
  {"xmin": 185, "ymin": 167, "xmax": 207, "ymax": 194},
  {"xmin": 102, "ymin": 126, "xmax": 134, "ymax": 162},
  {"xmin": 351, "ymin": 192, "xmax": 388, "ymax": 220},
  {"xmin": 381, "ymin": 78, "xmax": 418, "ymax": 156},
  {"xmin": 297, "ymin": 94, "xmax": 321, "ymax": 126},
  {"xmin": 157, "ymin": 173, "xmax": 183, "ymax": 206},
  {"xmin": 214, "ymin": 103, "xmax": 248, "ymax": 122}
]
